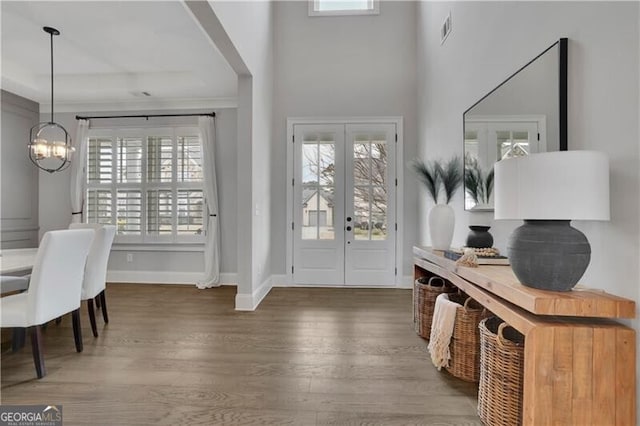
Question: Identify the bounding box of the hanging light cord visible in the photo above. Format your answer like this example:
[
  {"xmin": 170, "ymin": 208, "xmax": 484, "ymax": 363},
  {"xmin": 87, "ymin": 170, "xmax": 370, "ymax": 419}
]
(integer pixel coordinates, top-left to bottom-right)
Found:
[{"xmin": 49, "ymin": 29, "xmax": 54, "ymax": 123}]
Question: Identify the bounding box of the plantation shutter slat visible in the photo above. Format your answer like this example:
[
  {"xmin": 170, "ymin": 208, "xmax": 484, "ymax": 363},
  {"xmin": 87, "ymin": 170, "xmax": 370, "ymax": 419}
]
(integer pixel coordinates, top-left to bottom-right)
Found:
[
  {"xmin": 177, "ymin": 189, "xmax": 204, "ymax": 235},
  {"xmin": 87, "ymin": 189, "xmax": 112, "ymax": 224},
  {"xmin": 117, "ymin": 190, "xmax": 142, "ymax": 234},
  {"xmin": 117, "ymin": 137, "xmax": 142, "ymax": 183},
  {"xmin": 147, "ymin": 136, "xmax": 173, "ymax": 183},
  {"xmin": 87, "ymin": 138, "xmax": 113, "ymax": 184},
  {"xmin": 147, "ymin": 189, "xmax": 173, "ymax": 235},
  {"xmin": 177, "ymin": 135, "xmax": 203, "ymax": 182}
]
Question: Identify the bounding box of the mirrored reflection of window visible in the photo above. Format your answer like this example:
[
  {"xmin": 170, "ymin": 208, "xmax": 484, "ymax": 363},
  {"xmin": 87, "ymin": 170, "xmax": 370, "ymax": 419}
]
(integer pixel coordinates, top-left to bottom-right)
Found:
[
  {"xmin": 301, "ymin": 134, "xmax": 336, "ymax": 240},
  {"xmin": 499, "ymin": 130, "xmax": 531, "ymax": 159}
]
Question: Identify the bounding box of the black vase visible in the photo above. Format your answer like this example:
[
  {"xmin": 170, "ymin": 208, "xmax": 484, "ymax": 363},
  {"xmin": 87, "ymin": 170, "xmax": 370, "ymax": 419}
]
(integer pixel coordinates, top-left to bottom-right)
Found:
[{"xmin": 466, "ymin": 226, "xmax": 493, "ymax": 248}]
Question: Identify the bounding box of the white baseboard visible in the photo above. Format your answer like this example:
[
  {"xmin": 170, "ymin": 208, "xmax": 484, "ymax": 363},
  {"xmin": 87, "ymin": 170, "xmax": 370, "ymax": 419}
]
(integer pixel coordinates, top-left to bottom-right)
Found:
[
  {"xmin": 271, "ymin": 274, "xmax": 289, "ymax": 287},
  {"xmin": 272, "ymin": 273, "xmax": 413, "ymax": 289},
  {"xmin": 235, "ymin": 276, "xmax": 273, "ymax": 311},
  {"xmin": 398, "ymin": 275, "xmax": 414, "ymax": 289},
  {"xmin": 107, "ymin": 270, "xmax": 237, "ymax": 286}
]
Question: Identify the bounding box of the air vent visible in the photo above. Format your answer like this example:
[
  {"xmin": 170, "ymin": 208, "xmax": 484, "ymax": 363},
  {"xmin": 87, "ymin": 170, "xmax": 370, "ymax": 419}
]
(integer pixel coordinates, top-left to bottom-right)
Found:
[
  {"xmin": 130, "ymin": 91, "xmax": 152, "ymax": 98},
  {"xmin": 441, "ymin": 12, "xmax": 452, "ymax": 45}
]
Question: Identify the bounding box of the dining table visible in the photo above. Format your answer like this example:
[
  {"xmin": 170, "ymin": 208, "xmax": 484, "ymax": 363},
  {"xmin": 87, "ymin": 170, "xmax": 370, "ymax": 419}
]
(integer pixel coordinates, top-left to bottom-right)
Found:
[
  {"xmin": 1, "ymin": 248, "xmax": 37, "ymax": 351},
  {"xmin": 0, "ymin": 248, "xmax": 37, "ymax": 294}
]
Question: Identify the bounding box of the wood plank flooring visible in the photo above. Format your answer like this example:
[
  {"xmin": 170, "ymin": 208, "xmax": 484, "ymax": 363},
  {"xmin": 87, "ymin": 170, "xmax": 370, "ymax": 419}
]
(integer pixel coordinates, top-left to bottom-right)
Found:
[{"xmin": 1, "ymin": 284, "xmax": 481, "ymax": 425}]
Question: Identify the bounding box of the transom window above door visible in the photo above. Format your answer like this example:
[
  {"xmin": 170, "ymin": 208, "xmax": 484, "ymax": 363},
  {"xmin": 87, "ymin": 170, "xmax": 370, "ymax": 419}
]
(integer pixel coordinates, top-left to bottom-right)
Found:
[
  {"xmin": 308, "ymin": 0, "xmax": 379, "ymax": 16},
  {"xmin": 85, "ymin": 126, "xmax": 205, "ymax": 244}
]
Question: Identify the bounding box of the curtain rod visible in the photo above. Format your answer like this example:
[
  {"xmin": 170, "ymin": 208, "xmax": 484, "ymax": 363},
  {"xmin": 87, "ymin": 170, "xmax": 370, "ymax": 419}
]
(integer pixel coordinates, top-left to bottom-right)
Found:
[{"xmin": 75, "ymin": 112, "xmax": 215, "ymax": 120}]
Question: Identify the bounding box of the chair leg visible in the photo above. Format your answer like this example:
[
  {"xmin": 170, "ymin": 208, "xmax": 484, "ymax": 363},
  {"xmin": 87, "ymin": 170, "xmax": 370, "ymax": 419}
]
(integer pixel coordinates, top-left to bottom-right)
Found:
[
  {"xmin": 100, "ymin": 291, "xmax": 109, "ymax": 324},
  {"xmin": 30, "ymin": 326, "xmax": 46, "ymax": 378},
  {"xmin": 12, "ymin": 328, "xmax": 26, "ymax": 352},
  {"xmin": 71, "ymin": 309, "xmax": 83, "ymax": 352},
  {"xmin": 95, "ymin": 295, "xmax": 101, "ymax": 309},
  {"xmin": 87, "ymin": 299, "xmax": 99, "ymax": 337}
]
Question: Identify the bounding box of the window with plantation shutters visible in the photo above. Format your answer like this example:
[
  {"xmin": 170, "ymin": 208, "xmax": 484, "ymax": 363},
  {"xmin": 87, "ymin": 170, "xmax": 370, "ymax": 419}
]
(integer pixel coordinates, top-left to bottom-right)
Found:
[
  {"xmin": 88, "ymin": 137, "xmax": 113, "ymax": 183},
  {"xmin": 85, "ymin": 126, "xmax": 205, "ymax": 244}
]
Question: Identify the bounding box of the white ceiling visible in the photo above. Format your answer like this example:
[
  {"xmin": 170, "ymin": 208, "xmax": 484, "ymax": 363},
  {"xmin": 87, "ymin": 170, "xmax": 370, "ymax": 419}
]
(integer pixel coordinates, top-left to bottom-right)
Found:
[{"xmin": 0, "ymin": 1, "xmax": 237, "ymax": 112}]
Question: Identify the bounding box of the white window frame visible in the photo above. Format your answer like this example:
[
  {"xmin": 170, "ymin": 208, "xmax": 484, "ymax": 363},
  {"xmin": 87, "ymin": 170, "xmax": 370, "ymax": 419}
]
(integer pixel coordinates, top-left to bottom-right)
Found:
[
  {"xmin": 308, "ymin": 0, "xmax": 379, "ymax": 17},
  {"xmin": 85, "ymin": 125, "xmax": 206, "ymax": 245}
]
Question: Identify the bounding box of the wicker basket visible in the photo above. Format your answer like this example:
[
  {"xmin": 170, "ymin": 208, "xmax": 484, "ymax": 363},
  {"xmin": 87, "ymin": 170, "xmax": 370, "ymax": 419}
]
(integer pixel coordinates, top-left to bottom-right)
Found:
[
  {"xmin": 445, "ymin": 293, "xmax": 486, "ymax": 382},
  {"xmin": 413, "ymin": 276, "xmax": 456, "ymax": 339},
  {"xmin": 478, "ymin": 317, "xmax": 526, "ymax": 426}
]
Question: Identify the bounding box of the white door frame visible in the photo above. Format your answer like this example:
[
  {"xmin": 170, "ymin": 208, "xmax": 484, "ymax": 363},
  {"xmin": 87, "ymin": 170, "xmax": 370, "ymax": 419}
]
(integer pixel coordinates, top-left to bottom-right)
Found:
[{"xmin": 285, "ymin": 117, "xmax": 404, "ymax": 286}]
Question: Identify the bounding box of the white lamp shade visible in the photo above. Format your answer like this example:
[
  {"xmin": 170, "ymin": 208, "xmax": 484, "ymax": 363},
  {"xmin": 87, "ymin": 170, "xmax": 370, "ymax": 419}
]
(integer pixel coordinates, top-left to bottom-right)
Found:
[{"xmin": 494, "ymin": 150, "xmax": 610, "ymax": 221}]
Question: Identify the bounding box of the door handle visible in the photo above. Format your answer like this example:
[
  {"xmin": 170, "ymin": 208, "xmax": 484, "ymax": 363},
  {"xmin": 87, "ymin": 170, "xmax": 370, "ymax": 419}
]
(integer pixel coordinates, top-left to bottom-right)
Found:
[
  {"xmin": 346, "ymin": 216, "xmax": 352, "ymax": 222},
  {"xmin": 346, "ymin": 226, "xmax": 352, "ymax": 231}
]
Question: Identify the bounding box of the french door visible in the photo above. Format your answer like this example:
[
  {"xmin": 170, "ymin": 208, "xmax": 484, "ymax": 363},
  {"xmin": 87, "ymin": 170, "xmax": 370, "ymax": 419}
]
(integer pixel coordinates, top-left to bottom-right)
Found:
[{"xmin": 292, "ymin": 122, "xmax": 397, "ymax": 286}]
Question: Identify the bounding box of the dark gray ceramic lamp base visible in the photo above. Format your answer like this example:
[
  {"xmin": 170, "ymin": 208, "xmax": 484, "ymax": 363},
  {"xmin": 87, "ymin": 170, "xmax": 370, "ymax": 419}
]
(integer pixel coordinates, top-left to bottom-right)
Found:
[{"xmin": 507, "ymin": 220, "xmax": 591, "ymax": 292}]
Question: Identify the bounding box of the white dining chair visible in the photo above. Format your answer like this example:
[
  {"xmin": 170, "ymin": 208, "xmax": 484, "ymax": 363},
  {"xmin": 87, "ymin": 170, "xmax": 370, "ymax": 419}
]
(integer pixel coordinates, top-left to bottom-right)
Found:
[
  {"xmin": 69, "ymin": 223, "xmax": 116, "ymax": 337},
  {"xmin": 0, "ymin": 229, "xmax": 94, "ymax": 378}
]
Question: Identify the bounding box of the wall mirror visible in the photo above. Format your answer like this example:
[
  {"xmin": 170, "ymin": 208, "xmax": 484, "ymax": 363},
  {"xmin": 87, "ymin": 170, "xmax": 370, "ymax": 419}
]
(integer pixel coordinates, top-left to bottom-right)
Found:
[{"xmin": 463, "ymin": 38, "xmax": 568, "ymax": 211}]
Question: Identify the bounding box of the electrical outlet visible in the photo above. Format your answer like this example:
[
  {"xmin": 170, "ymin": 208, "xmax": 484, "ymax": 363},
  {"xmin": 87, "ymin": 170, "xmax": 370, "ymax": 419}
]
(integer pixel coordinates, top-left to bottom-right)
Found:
[{"xmin": 126, "ymin": 253, "xmax": 133, "ymax": 263}]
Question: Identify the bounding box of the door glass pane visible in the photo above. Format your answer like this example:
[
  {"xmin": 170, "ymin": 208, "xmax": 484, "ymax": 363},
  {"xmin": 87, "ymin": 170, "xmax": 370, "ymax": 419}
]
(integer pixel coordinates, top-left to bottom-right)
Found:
[
  {"xmin": 301, "ymin": 134, "xmax": 335, "ymax": 240},
  {"xmin": 353, "ymin": 142, "xmax": 371, "ymax": 186},
  {"xmin": 318, "ymin": 186, "xmax": 335, "ymax": 240},
  {"xmin": 353, "ymin": 186, "xmax": 371, "ymax": 241},
  {"xmin": 352, "ymin": 137, "xmax": 388, "ymax": 241},
  {"xmin": 371, "ymin": 186, "xmax": 388, "ymax": 240}
]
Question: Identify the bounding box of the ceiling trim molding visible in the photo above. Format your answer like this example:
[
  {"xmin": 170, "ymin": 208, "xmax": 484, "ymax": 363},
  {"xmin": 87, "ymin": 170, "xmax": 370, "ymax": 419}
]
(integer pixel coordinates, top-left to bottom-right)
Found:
[{"xmin": 40, "ymin": 97, "xmax": 238, "ymax": 113}]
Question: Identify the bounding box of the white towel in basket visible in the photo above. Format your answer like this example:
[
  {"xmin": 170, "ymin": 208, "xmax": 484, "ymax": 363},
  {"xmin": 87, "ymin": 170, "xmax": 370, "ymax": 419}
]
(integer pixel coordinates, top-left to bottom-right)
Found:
[{"xmin": 427, "ymin": 293, "xmax": 461, "ymax": 370}]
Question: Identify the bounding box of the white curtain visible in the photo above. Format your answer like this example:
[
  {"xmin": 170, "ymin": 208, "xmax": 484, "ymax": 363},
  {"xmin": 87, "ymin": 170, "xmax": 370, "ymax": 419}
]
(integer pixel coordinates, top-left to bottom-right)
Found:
[
  {"xmin": 197, "ymin": 116, "xmax": 221, "ymax": 288},
  {"xmin": 69, "ymin": 119, "xmax": 90, "ymax": 224}
]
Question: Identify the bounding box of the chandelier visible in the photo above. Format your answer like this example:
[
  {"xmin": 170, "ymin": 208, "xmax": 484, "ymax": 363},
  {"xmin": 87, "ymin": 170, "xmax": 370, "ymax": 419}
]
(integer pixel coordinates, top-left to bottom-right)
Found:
[{"xmin": 28, "ymin": 26, "xmax": 74, "ymax": 173}]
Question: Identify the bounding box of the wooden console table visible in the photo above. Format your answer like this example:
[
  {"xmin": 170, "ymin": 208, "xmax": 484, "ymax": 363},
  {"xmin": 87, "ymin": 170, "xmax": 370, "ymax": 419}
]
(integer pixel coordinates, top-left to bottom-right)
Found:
[{"xmin": 413, "ymin": 246, "xmax": 636, "ymax": 426}]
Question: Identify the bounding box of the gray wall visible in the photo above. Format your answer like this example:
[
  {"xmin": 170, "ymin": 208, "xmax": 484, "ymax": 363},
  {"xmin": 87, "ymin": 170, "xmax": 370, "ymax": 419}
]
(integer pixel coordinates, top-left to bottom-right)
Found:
[
  {"xmin": 1, "ymin": 90, "xmax": 39, "ymax": 248},
  {"xmin": 417, "ymin": 0, "xmax": 639, "ymax": 410},
  {"xmin": 272, "ymin": 0, "xmax": 419, "ymax": 278},
  {"xmin": 38, "ymin": 108, "xmax": 238, "ymax": 281}
]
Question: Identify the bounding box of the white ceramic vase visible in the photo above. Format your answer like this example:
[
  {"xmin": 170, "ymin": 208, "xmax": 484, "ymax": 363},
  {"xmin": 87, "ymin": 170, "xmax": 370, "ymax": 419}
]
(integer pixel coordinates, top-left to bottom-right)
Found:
[{"xmin": 429, "ymin": 204, "xmax": 455, "ymax": 251}]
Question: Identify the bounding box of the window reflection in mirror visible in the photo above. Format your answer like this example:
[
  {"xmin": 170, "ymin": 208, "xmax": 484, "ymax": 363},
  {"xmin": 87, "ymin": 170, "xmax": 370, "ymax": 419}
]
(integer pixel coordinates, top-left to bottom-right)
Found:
[{"xmin": 463, "ymin": 38, "xmax": 567, "ymax": 211}]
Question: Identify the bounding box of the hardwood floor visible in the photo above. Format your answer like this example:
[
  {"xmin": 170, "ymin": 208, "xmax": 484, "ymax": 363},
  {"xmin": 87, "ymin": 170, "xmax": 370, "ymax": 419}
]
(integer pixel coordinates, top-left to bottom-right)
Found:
[{"xmin": 1, "ymin": 284, "xmax": 481, "ymax": 425}]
